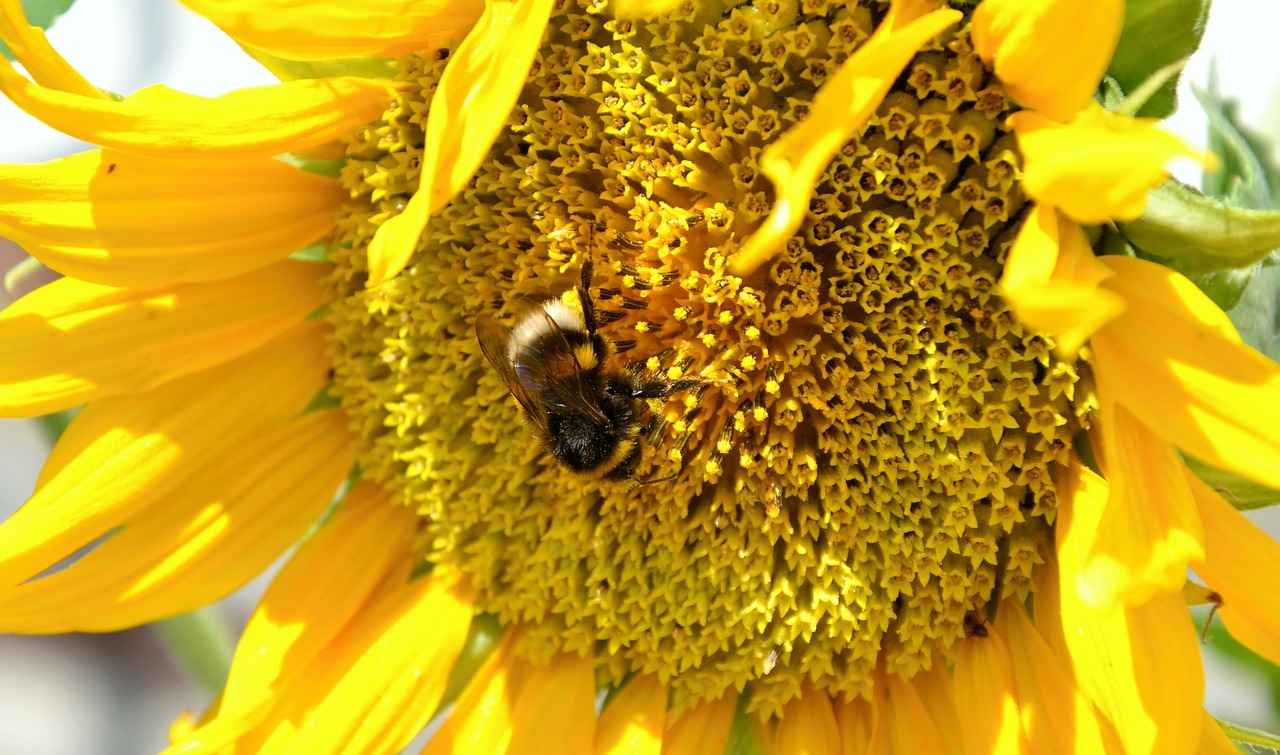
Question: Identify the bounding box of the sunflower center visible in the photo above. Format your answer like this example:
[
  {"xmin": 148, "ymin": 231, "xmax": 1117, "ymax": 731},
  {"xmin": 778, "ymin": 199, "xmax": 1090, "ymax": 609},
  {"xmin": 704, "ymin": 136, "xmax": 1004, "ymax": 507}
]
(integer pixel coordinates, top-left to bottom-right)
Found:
[{"xmin": 326, "ymin": 0, "xmax": 1095, "ymax": 714}]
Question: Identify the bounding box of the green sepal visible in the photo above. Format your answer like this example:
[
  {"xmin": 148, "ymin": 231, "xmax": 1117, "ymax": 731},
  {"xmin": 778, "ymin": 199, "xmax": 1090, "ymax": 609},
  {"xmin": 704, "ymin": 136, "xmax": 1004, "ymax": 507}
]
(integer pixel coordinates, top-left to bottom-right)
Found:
[
  {"xmin": 0, "ymin": 0, "xmax": 77, "ymax": 59},
  {"xmin": 1215, "ymin": 718, "xmax": 1280, "ymax": 751},
  {"xmin": 723, "ymin": 688, "xmax": 767, "ymax": 755},
  {"xmin": 437, "ymin": 613, "xmax": 504, "ymax": 712},
  {"xmin": 1119, "ymin": 180, "xmax": 1280, "ymax": 274},
  {"xmin": 239, "ymin": 44, "xmax": 396, "ymax": 82},
  {"xmin": 1107, "ymin": 0, "xmax": 1211, "ymax": 118},
  {"xmin": 279, "ymin": 154, "xmax": 345, "ymax": 178},
  {"xmin": 1184, "ymin": 455, "xmax": 1280, "ymax": 511}
]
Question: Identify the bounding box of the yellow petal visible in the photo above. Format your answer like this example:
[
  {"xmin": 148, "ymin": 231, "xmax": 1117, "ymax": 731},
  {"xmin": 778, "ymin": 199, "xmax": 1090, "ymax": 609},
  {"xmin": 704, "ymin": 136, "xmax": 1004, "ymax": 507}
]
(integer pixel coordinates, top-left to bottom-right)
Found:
[
  {"xmin": 0, "ymin": 323, "xmax": 330, "ymax": 591},
  {"xmin": 868, "ymin": 666, "xmax": 956, "ymax": 755},
  {"xmin": 423, "ymin": 627, "xmax": 529, "ymax": 755},
  {"xmin": 998, "ymin": 600, "xmax": 1119, "ymax": 755},
  {"xmin": 911, "ymin": 665, "xmax": 963, "ymax": 754},
  {"xmin": 508, "ymin": 651, "xmax": 597, "ymax": 755},
  {"xmin": 1080, "ymin": 397, "xmax": 1204, "ymax": 606},
  {"xmin": 0, "ymin": 58, "xmax": 394, "ymax": 158},
  {"xmin": 1092, "ymin": 255, "xmax": 1280, "ymax": 491},
  {"xmin": 1011, "ymin": 105, "xmax": 1202, "ymax": 223},
  {"xmin": 366, "ymin": 0, "xmax": 554, "ymax": 286},
  {"xmin": 998, "ymin": 204, "xmax": 1124, "ymax": 355},
  {"xmin": 0, "ymin": 0, "xmax": 101, "ymax": 97},
  {"xmin": 734, "ymin": 0, "xmax": 961, "ymax": 275},
  {"xmin": 970, "ymin": 0, "xmax": 1123, "ymax": 121},
  {"xmin": 952, "ymin": 625, "xmax": 1030, "ymax": 755},
  {"xmin": 0, "ymin": 409, "xmax": 355, "ymax": 633},
  {"xmin": 171, "ymin": 484, "xmax": 414, "ymax": 752},
  {"xmin": 178, "ymin": 0, "xmax": 482, "ymax": 61},
  {"xmin": 1188, "ymin": 471, "xmax": 1280, "ymax": 668},
  {"xmin": 833, "ymin": 697, "xmax": 873, "ymax": 755},
  {"xmin": 0, "ymin": 150, "xmax": 344, "ymax": 287},
  {"xmin": 595, "ymin": 674, "xmax": 665, "ymax": 755},
  {"xmin": 773, "ymin": 689, "xmax": 841, "ymax": 755},
  {"xmin": 249, "ymin": 565, "xmax": 474, "ymax": 754},
  {"xmin": 1197, "ymin": 712, "xmax": 1239, "ymax": 755},
  {"xmin": 612, "ymin": 0, "xmax": 683, "ymax": 18},
  {"xmin": 1055, "ymin": 459, "xmax": 1204, "ymax": 755},
  {"xmin": 662, "ymin": 694, "xmax": 736, "ymax": 755},
  {"xmin": 0, "ymin": 260, "xmax": 325, "ymax": 417}
]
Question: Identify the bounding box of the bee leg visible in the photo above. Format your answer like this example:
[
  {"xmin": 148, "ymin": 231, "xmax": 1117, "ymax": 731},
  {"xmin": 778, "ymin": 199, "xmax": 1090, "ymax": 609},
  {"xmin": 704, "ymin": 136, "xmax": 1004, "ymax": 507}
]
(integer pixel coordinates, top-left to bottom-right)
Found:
[
  {"xmin": 631, "ymin": 376, "xmax": 703, "ymax": 399},
  {"xmin": 577, "ymin": 258, "xmax": 600, "ymax": 336}
]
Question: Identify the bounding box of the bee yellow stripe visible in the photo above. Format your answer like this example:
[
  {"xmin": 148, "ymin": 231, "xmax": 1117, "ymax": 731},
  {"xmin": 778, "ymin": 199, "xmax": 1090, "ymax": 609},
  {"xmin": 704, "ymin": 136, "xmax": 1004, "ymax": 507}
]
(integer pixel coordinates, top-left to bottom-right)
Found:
[
  {"xmin": 0, "ymin": 150, "xmax": 345, "ymax": 287},
  {"xmin": 179, "ymin": 0, "xmax": 483, "ymax": 61},
  {"xmin": 0, "ymin": 57, "xmax": 394, "ymax": 158},
  {"xmin": 0, "ymin": 260, "xmax": 326, "ymax": 417}
]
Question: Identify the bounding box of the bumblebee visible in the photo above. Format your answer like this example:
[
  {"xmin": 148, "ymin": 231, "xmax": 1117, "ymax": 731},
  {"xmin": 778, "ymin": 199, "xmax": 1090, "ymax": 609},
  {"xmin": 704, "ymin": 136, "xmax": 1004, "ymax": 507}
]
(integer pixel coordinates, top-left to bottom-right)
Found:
[{"xmin": 476, "ymin": 259, "xmax": 704, "ymax": 480}]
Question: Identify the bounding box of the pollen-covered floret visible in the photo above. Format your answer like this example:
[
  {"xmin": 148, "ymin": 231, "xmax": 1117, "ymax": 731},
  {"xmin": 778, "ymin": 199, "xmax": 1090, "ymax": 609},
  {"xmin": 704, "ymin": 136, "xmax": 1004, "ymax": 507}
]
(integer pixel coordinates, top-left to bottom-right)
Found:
[{"xmin": 326, "ymin": 0, "xmax": 1095, "ymax": 714}]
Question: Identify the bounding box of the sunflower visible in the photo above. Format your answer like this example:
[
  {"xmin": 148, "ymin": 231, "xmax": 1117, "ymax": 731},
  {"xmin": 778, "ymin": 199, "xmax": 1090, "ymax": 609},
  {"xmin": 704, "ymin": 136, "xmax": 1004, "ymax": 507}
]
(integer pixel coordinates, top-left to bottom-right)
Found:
[{"xmin": 1, "ymin": 0, "xmax": 1278, "ymax": 751}]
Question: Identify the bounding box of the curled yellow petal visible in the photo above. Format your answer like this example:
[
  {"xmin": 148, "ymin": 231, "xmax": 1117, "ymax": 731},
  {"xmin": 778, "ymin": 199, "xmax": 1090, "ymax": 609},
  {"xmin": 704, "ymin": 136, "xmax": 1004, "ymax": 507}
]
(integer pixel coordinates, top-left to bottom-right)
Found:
[
  {"xmin": 1091, "ymin": 255, "xmax": 1280, "ymax": 491},
  {"xmin": 1081, "ymin": 397, "xmax": 1204, "ymax": 606},
  {"xmin": 0, "ymin": 58, "xmax": 394, "ymax": 158},
  {"xmin": 178, "ymin": 0, "xmax": 482, "ymax": 61},
  {"xmin": 508, "ymin": 652, "xmax": 597, "ymax": 755},
  {"xmin": 174, "ymin": 484, "xmax": 414, "ymax": 752},
  {"xmin": 0, "ymin": 0, "xmax": 101, "ymax": 97},
  {"xmin": 0, "ymin": 323, "xmax": 330, "ymax": 592},
  {"xmin": 367, "ymin": 0, "xmax": 554, "ymax": 286},
  {"xmin": 734, "ymin": 0, "xmax": 961, "ymax": 275},
  {"xmin": 1188, "ymin": 471, "xmax": 1280, "ymax": 668},
  {"xmin": 0, "ymin": 260, "xmax": 325, "ymax": 417},
  {"xmin": 0, "ymin": 408, "xmax": 355, "ymax": 633},
  {"xmin": 998, "ymin": 204, "xmax": 1124, "ymax": 356},
  {"xmin": 772, "ymin": 689, "xmax": 841, "ymax": 755},
  {"xmin": 971, "ymin": 0, "xmax": 1123, "ymax": 121},
  {"xmin": 0, "ymin": 150, "xmax": 345, "ymax": 287},
  {"xmin": 1011, "ymin": 105, "xmax": 1203, "ymax": 224},
  {"xmin": 595, "ymin": 674, "xmax": 665, "ymax": 755},
  {"xmin": 1055, "ymin": 459, "xmax": 1204, "ymax": 755}
]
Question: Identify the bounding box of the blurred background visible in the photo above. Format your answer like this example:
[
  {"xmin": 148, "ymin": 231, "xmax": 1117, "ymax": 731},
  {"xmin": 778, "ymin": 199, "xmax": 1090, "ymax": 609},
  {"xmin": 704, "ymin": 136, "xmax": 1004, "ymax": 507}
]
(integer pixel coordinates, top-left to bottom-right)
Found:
[{"xmin": 2, "ymin": 0, "xmax": 1280, "ymax": 752}]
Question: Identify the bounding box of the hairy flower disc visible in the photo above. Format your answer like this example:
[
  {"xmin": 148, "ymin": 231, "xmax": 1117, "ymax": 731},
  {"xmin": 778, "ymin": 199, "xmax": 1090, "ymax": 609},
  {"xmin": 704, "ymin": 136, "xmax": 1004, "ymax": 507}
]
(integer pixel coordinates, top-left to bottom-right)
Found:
[{"xmin": 327, "ymin": 0, "xmax": 1095, "ymax": 713}]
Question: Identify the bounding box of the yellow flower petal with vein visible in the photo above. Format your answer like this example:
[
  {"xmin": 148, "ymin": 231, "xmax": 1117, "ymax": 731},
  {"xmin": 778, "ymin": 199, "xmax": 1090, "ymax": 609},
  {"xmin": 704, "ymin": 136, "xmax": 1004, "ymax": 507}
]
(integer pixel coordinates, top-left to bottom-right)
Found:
[
  {"xmin": 1081, "ymin": 399, "xmax": 1204, "ymax": 606},
  {"xmin": 594, "ymin": 674, "xmax": 664, "ymax": 755},
  {"xmin": 0, "ymin": 150, "xmax": 345, "ymax": 287},
  {"xmin": 178, "ymin": 0, "xmax": 482, "ymax": 61},
  {"xmin": 772, "ymin": 690, "xmax": 841, "ymax": 755},
  {"xmin": 833, "ymin": 697, "xmax": 873, "ymax": 755},
  {"xmin": 1092, "ymin": 255, "xmax": 1280, "ymax": 490},
  {"xmin": 661, "ymin": 694, "xmax": 736, "ymax": 755},
  {"xmin": 422, "ymin": 629, "xmax": 529, "ymax": 755},
  {"xmin": 249, "ymin": 565, "xmax": 474, "ymax": 754},
  {"xmin": 734, "ymin": 0, "xmax": 961, "ymax": 275},
  {"xmin": 1011, "ymin": 105, "xmax": 1201, "ymax": 223},
  {"xmin": 0, "ymin": 408, "xmax": 354, "ymax": 633},
  {"xmin": 0, "ymin": 324, "xmax": 329, "ymax": 591},
  {"xmin": 952, "ymin": 626, "xmax": 1030, "ymax": 754},
  {"xmin": 1056, "ymin": 461, "xmax": 1204, "ymax": 755},
  {"xmin": 1188, "ymin": 472, "xmax": 1280, "ymax": 668},
  {"xmin": 997, "ymin": 601, "xmax": 1119, "ymax": 754},
  {"xmin": 172, "ymin": 484, "xmax": 414, "ymax": 753},
  {"xmin": 0, "ymin": 58, "xmax": 394, "ymax": 158},
  {"xmin": 0, "ymin": 0, "xmax": 100, "ymax": 97},
  {"xmin": 0, "ymin": 260, "xmax": 324, "ymax": 417},
  {"xmin": 970, "ymin": 0, "xmax": 1122, "ymax": 121},
  {"xmin": 869, "ymin": 667, "xmax": 957, "ymax": 755},
  {"xmin": 999, "ymin": 204, "xmax": 1125, "ymax": 355},
  {"xmin": 366, "ymin": 0, "xmax": 554, "ymax": 286},
  {"xmin": 912, "ymin": 665, "xmax": 963, "ymax": 751},
  {"xmin": 507, "ymin": 651, "xmax": 597, "ymax": 755}
]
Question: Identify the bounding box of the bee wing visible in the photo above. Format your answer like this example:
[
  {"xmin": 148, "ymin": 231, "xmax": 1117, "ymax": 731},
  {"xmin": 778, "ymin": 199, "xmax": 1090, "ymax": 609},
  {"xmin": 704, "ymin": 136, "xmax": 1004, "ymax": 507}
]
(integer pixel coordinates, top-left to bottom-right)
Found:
[
  {"xmin": 476, "ymin": 315, "xmax": 550, "ymax": 431},
  {"xmin": 518, "ymin": 308, "xmax": 613, "ymax": 427}
]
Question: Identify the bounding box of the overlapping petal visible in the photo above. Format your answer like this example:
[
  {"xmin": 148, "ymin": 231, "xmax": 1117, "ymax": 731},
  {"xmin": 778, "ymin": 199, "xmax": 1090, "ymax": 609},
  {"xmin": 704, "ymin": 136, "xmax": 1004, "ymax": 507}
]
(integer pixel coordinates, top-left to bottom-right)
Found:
[
  {"xmin": 178, "ymin": 0, "xmax": 482, "ymax": 61},
  {"xmin": 423, "ymin": 628, "xmax": 528, "ymax": 755},
  {"xmin": 0, "ymin": 150, "xmax": 345, "ymax": 287},
  {"xmin": 0, "ymin": 0, "xmax": 100, "ymax": 97},
  {"xmin": 366, "ymin": 0, "xmax": 554, "ymax": 285},
  {"xmin": 507, "ymin": 651, "xmax": 597, "ymax": 755},
  {"xmin": 594, "ymin": 674, "xmax": 665, "ymax": 755},
  {"xmin": 0, "ymin": 260, "xmax": 325, "ymax": 417},
  {"xmin": 868, "ymin": 665, "xmax": 958, "ymax": 755},
  {"xmin": 0, "ymin": 58, "xmax": 394, "ymax": 158},
  {"xmin": 952, "ymin": 625, "xmax": 1030, "ymax": 754},
  {"xmin": 661, "ymin": 694, "xmax": 736, "ymax": 755},
  {"xmin": 772, "ymin": 690, "xmax": 841, "ymax": 755},
  {"xmin": 1091, "ymin": 256, "xmax": 1280, "ymax": 491},
  {"xmin": 971, "ymin": 0, "xmax": 1123, "ymax": 121},
  {"xmin": 734, "ymin": 0, "xmax": 961, "ymax": 275},
  {"xmin": 1011, "ymin": 106, "xmax": 1201, "ymax": 224}
]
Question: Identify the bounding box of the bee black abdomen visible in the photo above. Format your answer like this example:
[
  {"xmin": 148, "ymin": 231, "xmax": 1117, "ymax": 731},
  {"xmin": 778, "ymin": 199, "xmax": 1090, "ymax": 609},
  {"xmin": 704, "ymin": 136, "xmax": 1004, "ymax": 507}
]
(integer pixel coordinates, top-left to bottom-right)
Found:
[{"xmin": 548, "ymin": 412, "xmax": 625, "ymax": 472}]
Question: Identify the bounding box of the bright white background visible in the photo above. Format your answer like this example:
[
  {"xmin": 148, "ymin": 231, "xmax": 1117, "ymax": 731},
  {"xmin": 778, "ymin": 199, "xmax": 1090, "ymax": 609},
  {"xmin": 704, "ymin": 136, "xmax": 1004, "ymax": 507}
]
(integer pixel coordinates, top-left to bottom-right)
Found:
[{"xmin": 1, "ymin": 1, "xmax": 1279, "ymax": 752}]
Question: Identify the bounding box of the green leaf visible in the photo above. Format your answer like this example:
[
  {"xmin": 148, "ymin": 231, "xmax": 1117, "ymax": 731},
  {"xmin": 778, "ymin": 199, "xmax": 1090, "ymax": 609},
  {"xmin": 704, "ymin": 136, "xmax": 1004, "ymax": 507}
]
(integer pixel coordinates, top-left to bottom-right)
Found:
[
  {"xmin": 1195, "ymin": 76, "xmax": 1273, "ymax": 210},
  {"xmin": 0, "ymin": 0, "xmax": 78, "ymax": 59},
  {"xmin": 1216, "ymin": 719, "xmax": 1280, "ymax": 751},
  {"xmin": 1225, "ymin": 255, "xmax": 1280, "ymax": 362},
  {"xmin": 1119, "ymin": 180, "xmax": 1280, "ymax": 274},
  {"xmin": 1107, "ymin": 0, "xmax": 1211, "ymax": 118},
  {"xmin": 1184, "ymin": 455, "xmax": 1280, "ymax": 511}
]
